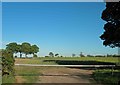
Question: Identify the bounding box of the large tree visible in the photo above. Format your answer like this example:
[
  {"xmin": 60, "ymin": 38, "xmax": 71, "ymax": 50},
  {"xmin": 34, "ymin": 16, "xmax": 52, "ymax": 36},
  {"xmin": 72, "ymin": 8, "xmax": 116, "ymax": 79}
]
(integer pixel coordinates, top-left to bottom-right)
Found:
[
  {"xmin": 100, "ymin": 2, "xmax": 120, "ymax": 48},
  {"xmin": 30, "ymin": 45, "xmax": 39, "ymax": 56},
  {"xmin": 5, "ymin": 42, "xmax": 39, "ymax": 58},
  {"xmin": 22, "ymin": 42, "xmax": 31, "ymax": 58},
  {"xmin": 6, "ymin": 42, "xmax": 18, "ymax": 54},
  {"xmin": 17, "ymin": 44, "xmax": 22, "ymax": 58}
]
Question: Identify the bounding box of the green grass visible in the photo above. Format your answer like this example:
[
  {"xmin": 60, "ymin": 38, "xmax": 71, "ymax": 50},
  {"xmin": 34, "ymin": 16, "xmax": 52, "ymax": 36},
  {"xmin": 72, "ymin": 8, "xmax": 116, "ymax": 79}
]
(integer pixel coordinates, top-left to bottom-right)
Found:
[
  {"xmin": 2, "ymin": 66, "xmax": 43, "ymax": 84},
  {"xmin": 2, "ymin": 75, "xmax": 16, "ymax": 84},
  {"xmin": 15, "ymin": 57, "xmax": 120, "ymax": 64},
  {"xmin": 15, "ymin": 66, "xmax": 42, "ymax": 83},
  {"xmin": 40, "ymin": 57, "xmax": 120, "ymax": 64},
  {"xmin": 92, "ymin": 69, "xmax": 120, "ymax": 85},
  {"xmin": 14, "ymin": 57, "xmax": 120, "ymax": 84},
  {"xmin": 15, "ymin": 58, "xmax": 57, "ymax": 64}
]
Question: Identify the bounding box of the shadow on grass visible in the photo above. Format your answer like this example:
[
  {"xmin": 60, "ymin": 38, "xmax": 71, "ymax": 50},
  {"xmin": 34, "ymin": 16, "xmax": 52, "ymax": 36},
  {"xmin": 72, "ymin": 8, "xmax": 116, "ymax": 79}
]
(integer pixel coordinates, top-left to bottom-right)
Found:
[
  {"xmin": 43, "ymin": 60, "xmax": 118, "ymax": 69},
  {"xmin": 43, "ymin": 60, "xmax": 116, "ymax": 65}
]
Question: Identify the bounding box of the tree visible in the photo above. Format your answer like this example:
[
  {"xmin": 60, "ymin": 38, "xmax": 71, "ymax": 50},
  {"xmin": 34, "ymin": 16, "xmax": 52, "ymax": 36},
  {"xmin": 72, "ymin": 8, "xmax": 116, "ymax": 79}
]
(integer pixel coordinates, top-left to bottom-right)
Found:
[
  {"xmin": 1, "ymin": 49, "xmax": 15, "ymax": 76},
  {"xmin": 30, "ymin": 45, "xmax": 39, "ymax": 57},
  {"xmin": 72, "ymin": 54, "xmax": 76, "ymax": 57},
  {"xmin": 22, "ymin": 42, "xmax": 31, "ymax": 58},
  {"xmin": 80, "ymin": 52, "xmax": 84, "ymax": 57},
  {"xmin": 49, "ymin": 52, "xmax": 54, "ymax": 57},
  {"xmin": 6, "ymin": 42, "xmax": 18, "ymax": 54},
  {"xmin": 55, "ymin": 53, "xmax": 59, "ymax": 57},
  {"xmin": 100, "ymin": 2, "xmax": 120, "ymax": 48},
  {"xmin": 33, "ymin": 54, "xmax": 38, "ymax": 58},
  {"xmin": 17, "ymin": 44, "xmax": 22, "ymax": 58}
]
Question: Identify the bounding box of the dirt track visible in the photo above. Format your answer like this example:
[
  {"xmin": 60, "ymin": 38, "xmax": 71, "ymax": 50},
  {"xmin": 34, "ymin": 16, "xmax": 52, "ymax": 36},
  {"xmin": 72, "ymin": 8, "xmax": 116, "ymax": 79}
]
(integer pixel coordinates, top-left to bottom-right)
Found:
[{"xmin": 36, "ymin": 67, "xmax": 96, "ymax": 83}]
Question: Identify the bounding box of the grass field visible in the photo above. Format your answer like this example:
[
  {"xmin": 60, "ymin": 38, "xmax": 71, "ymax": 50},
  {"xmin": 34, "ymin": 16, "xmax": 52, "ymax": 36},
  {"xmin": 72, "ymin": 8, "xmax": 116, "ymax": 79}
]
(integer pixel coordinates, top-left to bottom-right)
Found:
[
  {"xmin": 2, "ymin": 75, "xmax": 16, "ymax": 84},
  {"xmin": 2, "ymin": 66, "xmax": 42, "ymax": 84},
  {"xmin": 15, "ymin": 58, "xmax": 57, "ymax": 64},
  {"xmin": 3, "ymin": 57, "xmax": 120, "ymax": 84},
  {"xmin": 15, "ymin": 57, "xmax": 120, "ymax": 65},
  {"xmin": 15, "ymin": 66, "xmax": 42, "ymax": 83},
  {"xmin": 93, "ymin": 69, "xmax": 120, "ymax": 85}
]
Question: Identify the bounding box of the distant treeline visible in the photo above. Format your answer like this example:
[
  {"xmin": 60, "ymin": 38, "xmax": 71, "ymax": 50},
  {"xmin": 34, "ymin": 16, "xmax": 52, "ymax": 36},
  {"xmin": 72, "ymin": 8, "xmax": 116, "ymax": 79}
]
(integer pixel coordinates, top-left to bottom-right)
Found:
[
  {"xmin": 87, "ymin": 54, "xmax": 120, "ymax": 57},
  {"xmin": 44, "ymin": 55, "xmax": 120, "ymax": 58}
]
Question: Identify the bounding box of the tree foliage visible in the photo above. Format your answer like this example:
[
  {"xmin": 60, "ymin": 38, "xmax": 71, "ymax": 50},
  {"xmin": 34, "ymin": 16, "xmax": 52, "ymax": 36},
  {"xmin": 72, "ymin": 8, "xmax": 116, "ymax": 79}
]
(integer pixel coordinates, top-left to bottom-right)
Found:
[
  {"xmin": 72, "ymin": 54, "xmax": 76, "ymax": 57},
  {"xmin": 6, "ymin": 42, "xmax": 18, "ymax": 53},
  {"xmin": 22, "ymin": 42, "xmax": 31, "ymax": 58},
  {"xmin": 49, "ymin": 52, "xmax": 54, "ymax": 57},
  {"xmin": 100, "ymin": 2, "xmax": 120, "ymax": 48},
  {"xmin": 6, "ymin": 42, "xmax": 39, "ymax": 58},
  {"xmin": 1, "ymin": 49, "xmax": 15, "ymax": 76},
  {"xmin": 55, "ymin": 53, "xmax": 59, "ymax": 57},
  {"xmin": 1, "ymin": 42, "xmax": 39, "ymax": 76},
  {"xmin": 31, "ymin": 45, "xmax": 39, "ymax": 54}
]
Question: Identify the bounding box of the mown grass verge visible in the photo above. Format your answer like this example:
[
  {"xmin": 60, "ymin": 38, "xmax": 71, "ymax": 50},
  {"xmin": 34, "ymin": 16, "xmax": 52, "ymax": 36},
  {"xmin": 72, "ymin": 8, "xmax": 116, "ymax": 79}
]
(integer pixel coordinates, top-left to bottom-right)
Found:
[
  {"xmin": 15, "ymin": 66, "xmax": 41, "ymax": 83},
  {"xmin": 2, "ymin": 75, "xmax": 16, "ymax": 84},
  {"xmin": 2, "ymin": 66, "xmax": 42, "ymax": 84}
]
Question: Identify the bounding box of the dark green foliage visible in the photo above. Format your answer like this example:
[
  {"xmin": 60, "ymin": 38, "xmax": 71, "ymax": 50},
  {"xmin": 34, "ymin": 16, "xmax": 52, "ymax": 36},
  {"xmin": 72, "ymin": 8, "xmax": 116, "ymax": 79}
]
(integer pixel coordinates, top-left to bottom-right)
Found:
[
  {"xmin": 72, "ymin": 54, "xmax": 76, "ymax": 57},
  {"xmin": 31, "ymin": 45, "xmax": 39, "ymax": 54},
  {"xmin": 100, "ymin": 2, "xmax": 120, "ymax": 48},
  {"xmin": 87, "ymin": 55, "xmax": 94, "ymax": 57},
  {"xmin": 1, "ymin": 49, "xmax": 15, "ymax": 76},
  {"xmin": 55, "ymin": 53, "xmax": 59, "ymax": 57},
  {"xmin": 92, "ymin": 69, "xmax": 120, "ymax": 85},
  {"xmin": 17, "ymin": 44, "xmax": 22, "ymax": 58},
  {"xmin": 43, "ymin": 60, "xmax": 116, "ymax": 65},
  {"xmin": 6, "ymin": 42, "xmax": 18, "ymax": 53},
  {"xmin": 33, "ymin": 54, "xmax": 38, "ymax": 58},
  {"xmin": 22, "ymin": 42, "xmax": 31, "ymax": 58},
  {"xmin": 1, "ymin": 42, "xmax": 39, "ymax": 77},
  {"xmin": 60, "ymin": 56, "xmax": 63, "ymax": 57},
  {"xmin": 49, "ymin": 52, "xmax": 54, "ymax": 57},
  {"xmin": 45, "ymin": 56, "xmax": 49, "ymax": 57},
  {"xmin": 80, "ymin": 52, "xmax": 85, "ymax": 57},
  {"xmin": 6, "ymin": 42, "xmax": 39, "ymax": 58},
  {"xmin": 21, "ymin": 42, "xmax": 39, "ymax": 58}
]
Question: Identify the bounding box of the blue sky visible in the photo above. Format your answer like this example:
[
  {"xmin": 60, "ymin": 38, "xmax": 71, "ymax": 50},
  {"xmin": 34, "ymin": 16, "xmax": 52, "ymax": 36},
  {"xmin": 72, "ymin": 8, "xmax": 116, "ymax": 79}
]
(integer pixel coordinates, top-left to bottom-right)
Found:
[{"xmin": 2, "ymin": 2, "xmax": 117, "ymax": 56}]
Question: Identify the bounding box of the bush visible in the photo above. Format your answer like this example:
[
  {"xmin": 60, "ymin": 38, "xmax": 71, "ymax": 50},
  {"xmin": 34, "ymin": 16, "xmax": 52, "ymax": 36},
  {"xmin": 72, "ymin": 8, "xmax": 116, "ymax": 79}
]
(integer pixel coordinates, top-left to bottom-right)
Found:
[
  {"xmin": 1, "ymin": 49, "xmax": 15, "ymax": 76},
  {"xmin": 92, "ymin": 69, "xmax": 120, "ymax": 85},
  {"xmin": 33, "ymin": 54, "xmax": 38, "ymax": 58}
]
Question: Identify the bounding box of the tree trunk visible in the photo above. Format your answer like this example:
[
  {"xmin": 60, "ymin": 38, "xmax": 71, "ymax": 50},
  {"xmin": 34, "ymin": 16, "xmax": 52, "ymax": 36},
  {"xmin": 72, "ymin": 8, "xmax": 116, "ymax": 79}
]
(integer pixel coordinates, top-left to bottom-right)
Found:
[
  {"xmin": 25, "ymin": 54, "xmax": 27, "ymax": 58},
  {"xmin": 33, "ymin": 53, "xmax": 35, "ymax": 58},
  {"xmin": 20, "ymin": 52, "xmax": 22, "ymax": 58}
]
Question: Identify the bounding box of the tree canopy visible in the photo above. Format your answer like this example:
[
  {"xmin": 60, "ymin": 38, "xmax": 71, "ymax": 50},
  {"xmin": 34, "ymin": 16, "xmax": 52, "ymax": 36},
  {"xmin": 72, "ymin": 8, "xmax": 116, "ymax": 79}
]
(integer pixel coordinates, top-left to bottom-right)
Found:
[
  {"xmin": 6, "ymin": 42, "xmax": 39, "ymax": 58},
  {"xmin": 1, "ymin": 49, "xmax": 15, "ymax": 76},
  {"xmin": 100, "ymin": 2, "xmax": 120, "ymax": 48},
  {"xmin": 1, "ymin": 42, "xmax": 39, "ymax": 76}
]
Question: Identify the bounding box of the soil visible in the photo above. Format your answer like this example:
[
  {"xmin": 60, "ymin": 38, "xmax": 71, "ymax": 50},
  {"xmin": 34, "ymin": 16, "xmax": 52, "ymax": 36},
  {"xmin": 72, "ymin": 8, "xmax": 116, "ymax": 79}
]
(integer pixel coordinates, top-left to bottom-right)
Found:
[
  {"xmin": 15, "ymin": 76, "xmax": 26, "ymax": 83},
  {"xmin": 36, "ymin": 67, "xmax": 96, "ymax": 83},
  {"xmin": 15, "ymin": 67, "xmax": 100, "ymax": 84}
]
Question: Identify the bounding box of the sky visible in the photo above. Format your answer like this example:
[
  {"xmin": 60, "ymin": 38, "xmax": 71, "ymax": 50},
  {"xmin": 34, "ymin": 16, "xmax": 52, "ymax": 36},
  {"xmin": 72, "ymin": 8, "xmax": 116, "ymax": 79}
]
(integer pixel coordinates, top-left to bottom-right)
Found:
[{"xmin": 2, "ymin": 2, "xmax": 118, "ymax": 56}]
